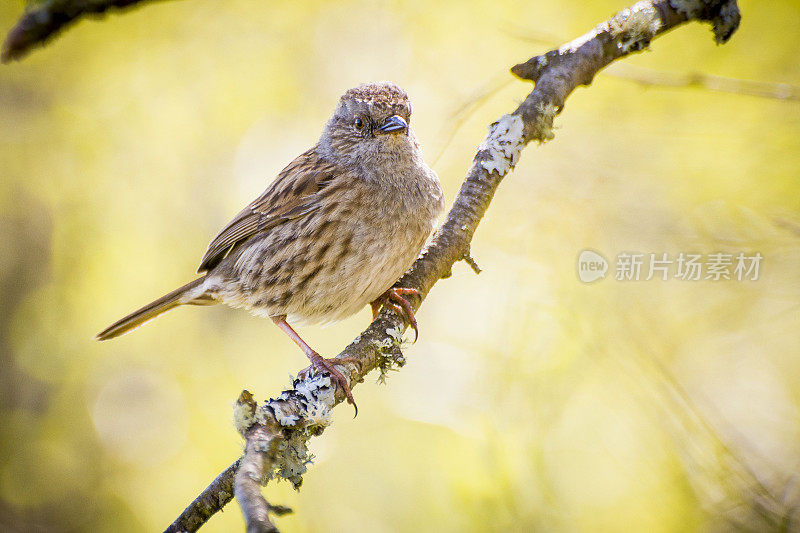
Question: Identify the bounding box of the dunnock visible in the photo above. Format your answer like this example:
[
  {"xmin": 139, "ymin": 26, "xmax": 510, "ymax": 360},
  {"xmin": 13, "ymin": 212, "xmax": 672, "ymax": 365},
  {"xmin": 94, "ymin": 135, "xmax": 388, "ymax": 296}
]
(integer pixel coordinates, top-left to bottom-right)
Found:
[{"xmin": 97, "ymin": 81, "xmax": 445, "ymax": 411}]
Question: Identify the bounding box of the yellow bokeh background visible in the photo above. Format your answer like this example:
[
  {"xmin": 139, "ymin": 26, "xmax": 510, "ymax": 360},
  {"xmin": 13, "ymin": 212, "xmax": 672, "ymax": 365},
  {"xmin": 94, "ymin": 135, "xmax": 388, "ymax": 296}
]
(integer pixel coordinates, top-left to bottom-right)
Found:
[{"xmin": 1, "ymin": 0, "xmax": 799, "ymax": 531}]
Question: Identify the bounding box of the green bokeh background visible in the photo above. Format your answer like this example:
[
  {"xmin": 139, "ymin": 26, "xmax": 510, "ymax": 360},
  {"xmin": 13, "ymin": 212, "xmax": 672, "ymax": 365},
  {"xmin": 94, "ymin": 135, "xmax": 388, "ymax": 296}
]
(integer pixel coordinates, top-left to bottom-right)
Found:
[{"xmin": 1, "ymin": 0, "xmax": 799, "ymax": 531}]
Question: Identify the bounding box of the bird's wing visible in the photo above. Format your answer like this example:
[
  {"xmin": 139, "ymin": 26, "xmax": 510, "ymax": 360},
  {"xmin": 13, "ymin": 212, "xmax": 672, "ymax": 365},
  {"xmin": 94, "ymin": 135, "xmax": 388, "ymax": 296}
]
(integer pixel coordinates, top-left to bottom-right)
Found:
[{"xmin": 197, "ymin": 147, "xmax": 340, "ymax": 273}]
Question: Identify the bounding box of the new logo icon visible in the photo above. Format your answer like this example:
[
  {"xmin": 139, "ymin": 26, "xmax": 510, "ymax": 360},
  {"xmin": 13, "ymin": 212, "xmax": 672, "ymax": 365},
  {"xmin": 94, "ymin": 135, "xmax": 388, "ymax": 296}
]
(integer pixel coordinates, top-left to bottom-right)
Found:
[{"xmin": 577, "ymin": 250, "xmax": 608, "ymax": 283}]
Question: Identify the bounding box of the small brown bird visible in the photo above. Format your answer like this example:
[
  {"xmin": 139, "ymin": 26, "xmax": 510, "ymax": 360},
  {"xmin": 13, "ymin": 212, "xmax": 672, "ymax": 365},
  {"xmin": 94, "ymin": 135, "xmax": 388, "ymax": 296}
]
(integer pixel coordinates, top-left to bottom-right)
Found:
[{"xmin": 96, "ymin": 82, "xmax": 445, "ymax": 411}]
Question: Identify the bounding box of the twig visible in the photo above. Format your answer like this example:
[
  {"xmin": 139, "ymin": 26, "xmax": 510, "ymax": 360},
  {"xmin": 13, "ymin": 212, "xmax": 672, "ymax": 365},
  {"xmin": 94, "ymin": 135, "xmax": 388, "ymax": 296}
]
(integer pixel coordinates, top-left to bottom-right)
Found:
[
  {"xmin": 508, "ymin": 26, "xmax": 800, "ymax": 102},
  {"xmin": 164, "ymin": 460, "xmax": 240, "ymax": 533},
  {"xmin": 232, "ymin": 391, "xmax": 292, "ymax": 533},
  {"xmin": 163, "ymin": 1, "xmax": 742, "ymax": 530},
  {"xmin": 606, "ymin": 64, "xmax": 800, "ymax": 101},
  {"xmin": 431, "ymin": 76, "xmax": 514, "ymax": 167},
  {"xmin": 460, "ymin": 245, "xmax": 482, "ymax": 275},
  {"xmin": 235, "ymin": 425, "xmax": 282, "ymax": 533},
  {"xmin": 1, "ymin": 0, "xmax": 165, "ymax": 63}
]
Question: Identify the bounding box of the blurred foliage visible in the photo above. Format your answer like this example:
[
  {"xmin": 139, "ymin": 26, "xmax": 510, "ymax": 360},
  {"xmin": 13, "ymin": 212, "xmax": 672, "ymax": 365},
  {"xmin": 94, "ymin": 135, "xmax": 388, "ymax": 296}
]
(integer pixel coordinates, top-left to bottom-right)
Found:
[{"xmin": 1, "ymin": 0, "xmax": 799, "ymax": 531}]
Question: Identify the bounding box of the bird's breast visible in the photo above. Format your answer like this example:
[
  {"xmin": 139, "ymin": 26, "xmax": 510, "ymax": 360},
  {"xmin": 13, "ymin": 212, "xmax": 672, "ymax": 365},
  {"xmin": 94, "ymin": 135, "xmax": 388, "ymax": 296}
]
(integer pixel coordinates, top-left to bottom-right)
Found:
[{"xmin": 211, "ymin": 164, "xmax": 442, "ymax": 326}]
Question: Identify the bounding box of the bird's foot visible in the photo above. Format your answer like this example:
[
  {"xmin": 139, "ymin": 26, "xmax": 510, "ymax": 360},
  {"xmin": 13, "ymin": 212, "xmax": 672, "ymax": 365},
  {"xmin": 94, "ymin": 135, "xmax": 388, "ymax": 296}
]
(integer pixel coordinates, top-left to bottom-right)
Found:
[
  {"xmin": 299, "ymin": 352, "xmax": 360, "ymax": 416},
  {"xmin": 370, "ymin": 287, "xmax": 420, "ymax": 342}
]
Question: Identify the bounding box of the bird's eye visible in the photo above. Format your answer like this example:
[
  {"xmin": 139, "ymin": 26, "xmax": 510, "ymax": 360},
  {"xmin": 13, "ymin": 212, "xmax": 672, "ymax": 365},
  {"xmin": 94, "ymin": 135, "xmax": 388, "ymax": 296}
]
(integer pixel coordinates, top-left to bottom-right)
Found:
[{"xmin": 353, "ymin": 117, "xmax": 364, "ymax": 130}]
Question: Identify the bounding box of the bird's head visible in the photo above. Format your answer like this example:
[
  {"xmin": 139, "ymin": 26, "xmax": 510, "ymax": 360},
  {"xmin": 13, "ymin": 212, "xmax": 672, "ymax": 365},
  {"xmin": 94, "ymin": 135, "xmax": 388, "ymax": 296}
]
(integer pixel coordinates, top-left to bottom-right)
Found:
[{"xmin": 320, "ymin": 82, "xmax": 418, "ymax": 171}]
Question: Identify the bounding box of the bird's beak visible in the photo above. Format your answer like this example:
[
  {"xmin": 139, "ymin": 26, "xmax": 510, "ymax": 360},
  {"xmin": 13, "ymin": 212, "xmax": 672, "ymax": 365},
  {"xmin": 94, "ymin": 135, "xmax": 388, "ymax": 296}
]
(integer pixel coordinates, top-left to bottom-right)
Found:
[{"xmin": 377, "ymin": 115, "xmax": 407, "ymax": 134}]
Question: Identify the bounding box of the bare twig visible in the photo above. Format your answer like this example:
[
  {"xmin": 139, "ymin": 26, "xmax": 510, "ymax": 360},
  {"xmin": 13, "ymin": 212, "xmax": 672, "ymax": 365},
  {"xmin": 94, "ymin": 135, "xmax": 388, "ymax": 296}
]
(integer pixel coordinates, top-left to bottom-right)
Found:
[
  {"xmin": 460, "ymin": 245, "xmax": 482, "ymax": 275},
  {"xmin": 1, "ymin": 0, "xmax": 164, "ymax": 63},
  {"xmin": 431, "ymin": 76, "xmax": 514, "ymax": 167},
  {"xmin": 163, "ymin": 1, "xmax": 743, "ymax": 530},
  {"xmin": 606, "ymin": 64, "xmax": 800, "ymax": 101}
]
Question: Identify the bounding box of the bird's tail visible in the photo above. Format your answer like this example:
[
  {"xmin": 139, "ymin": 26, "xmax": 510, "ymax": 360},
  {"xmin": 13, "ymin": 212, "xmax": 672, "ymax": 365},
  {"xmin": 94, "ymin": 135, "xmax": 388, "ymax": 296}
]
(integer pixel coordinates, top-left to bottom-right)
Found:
[{"xmin": 95, "ymin": 277, "xmax": 211, "ymax": 340}]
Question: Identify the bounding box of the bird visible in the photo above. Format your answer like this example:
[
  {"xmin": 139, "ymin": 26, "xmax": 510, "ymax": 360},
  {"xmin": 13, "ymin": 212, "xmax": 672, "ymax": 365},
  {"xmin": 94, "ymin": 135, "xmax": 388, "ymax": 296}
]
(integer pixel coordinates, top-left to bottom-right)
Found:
[{"xmin": 96, "ymin": 81, "xmax": 445, "ymax": 413}]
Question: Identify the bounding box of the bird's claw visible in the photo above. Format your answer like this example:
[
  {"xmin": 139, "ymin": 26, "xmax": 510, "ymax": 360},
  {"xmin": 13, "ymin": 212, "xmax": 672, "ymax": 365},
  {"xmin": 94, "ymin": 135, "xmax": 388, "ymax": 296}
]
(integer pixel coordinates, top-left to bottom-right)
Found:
[
  {"xmin": 370, "ymin": 287, "xmax": 420, "ymax": 342},
  {"xmin": 299, "ymin": 353, "xmax": 359, "ymax": 416}
]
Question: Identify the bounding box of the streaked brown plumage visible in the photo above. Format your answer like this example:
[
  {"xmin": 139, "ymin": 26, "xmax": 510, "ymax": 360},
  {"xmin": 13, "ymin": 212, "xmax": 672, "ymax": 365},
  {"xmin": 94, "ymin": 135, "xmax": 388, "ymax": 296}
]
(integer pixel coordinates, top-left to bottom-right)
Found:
[{"xmin": 96, "ymin": 82, "xmax": 445, "ymax": 411}]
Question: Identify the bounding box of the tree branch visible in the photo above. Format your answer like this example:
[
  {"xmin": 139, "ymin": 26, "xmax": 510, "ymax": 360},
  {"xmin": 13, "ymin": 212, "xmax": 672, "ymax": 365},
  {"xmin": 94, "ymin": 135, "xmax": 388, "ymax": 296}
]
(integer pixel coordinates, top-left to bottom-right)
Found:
[
  {"xmin": 232, "ymin": 392, "xmax": 292, "ymax": 533},
  {"xmin": 507, "ymin": 28, "xmax": 800, "ymax": 102},
  {"xmin": 235, "ymin": 427, "xmax": 281, "ymax": 533},
  {"xmin": 164, "ymin": 460, "xmax": 239, "ymax": 533},
  {"xmin": 1, "ymin": 0, "xmax": 164, "ymax": 63},
  {"xmin": 163, "ymin": 1, "xmax": 741, "ymax": 531}
]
